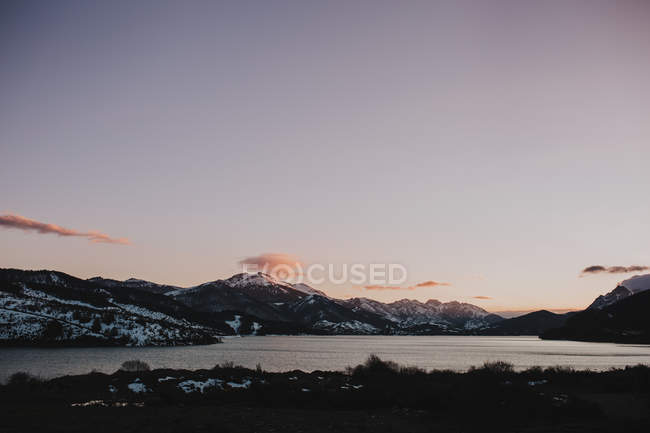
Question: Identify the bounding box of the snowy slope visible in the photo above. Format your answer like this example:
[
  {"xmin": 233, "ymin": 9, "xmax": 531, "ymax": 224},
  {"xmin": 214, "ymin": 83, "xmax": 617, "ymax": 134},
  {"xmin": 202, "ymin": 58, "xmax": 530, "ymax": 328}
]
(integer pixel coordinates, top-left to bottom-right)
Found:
[
  {"xmin": 0, "ymin": 270, "xmax": 219, "ymax": 346},
  {"xmin": 588, "ymin": 274, "xmax": 650, "ymax": 310},
  {"xmin": 620, "ymin": 274, "xmax": 650, "ymax": 293},
  {"xmin": 344, "ymin": 297, "xmax": 500, "ymax": 329}
]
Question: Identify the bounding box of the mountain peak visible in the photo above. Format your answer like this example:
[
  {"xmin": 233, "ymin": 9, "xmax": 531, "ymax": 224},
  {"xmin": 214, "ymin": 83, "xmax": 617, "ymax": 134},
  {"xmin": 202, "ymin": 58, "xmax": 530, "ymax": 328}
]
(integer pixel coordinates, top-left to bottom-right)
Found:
[
  {"xmin": 588, "ymin": 285, "xmax": 634, "ymax": 310},
  {"xmin": 620, "ymin": 273, "xmax": 650, "ymax": 294},
  {"xmin": 224, "ymin": 272, "xmax": 288, "ymax": 289}
]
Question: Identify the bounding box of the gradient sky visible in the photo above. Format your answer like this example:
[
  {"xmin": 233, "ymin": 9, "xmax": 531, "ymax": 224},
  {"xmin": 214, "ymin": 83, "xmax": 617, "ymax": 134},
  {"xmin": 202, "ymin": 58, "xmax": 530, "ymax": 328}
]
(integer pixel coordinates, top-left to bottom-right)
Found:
[{"xmin": 2, "ymin": 0, "xmax": 650, "ymax": 312}]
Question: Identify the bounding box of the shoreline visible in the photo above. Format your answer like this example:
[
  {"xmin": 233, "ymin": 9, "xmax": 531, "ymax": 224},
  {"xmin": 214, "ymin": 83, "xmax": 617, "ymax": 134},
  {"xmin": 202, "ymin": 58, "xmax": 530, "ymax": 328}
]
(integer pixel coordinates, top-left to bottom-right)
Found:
[{"xmin": 2, "ymin": 357, "xmax": 649, "ymax": 432}]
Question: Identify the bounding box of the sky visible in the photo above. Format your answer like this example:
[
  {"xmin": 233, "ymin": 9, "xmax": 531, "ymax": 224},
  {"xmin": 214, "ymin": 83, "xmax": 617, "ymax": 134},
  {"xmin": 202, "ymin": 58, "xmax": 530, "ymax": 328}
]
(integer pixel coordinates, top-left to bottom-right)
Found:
[{"xmin": 1, "ymin": 0, "xmax": 650, "ymax": 312}]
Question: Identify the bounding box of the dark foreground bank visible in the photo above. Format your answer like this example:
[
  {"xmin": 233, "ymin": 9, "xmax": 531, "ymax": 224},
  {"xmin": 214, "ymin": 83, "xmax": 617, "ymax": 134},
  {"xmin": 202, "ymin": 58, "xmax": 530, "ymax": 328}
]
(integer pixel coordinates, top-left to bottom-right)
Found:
[{"xmin": 1, "ymin": 356, "xmax": 649, "ymax": 433}]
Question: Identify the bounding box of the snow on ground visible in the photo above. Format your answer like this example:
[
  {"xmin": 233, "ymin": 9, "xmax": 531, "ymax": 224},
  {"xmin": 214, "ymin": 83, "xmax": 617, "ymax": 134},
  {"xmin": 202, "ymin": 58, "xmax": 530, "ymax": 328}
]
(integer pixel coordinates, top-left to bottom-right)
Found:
[
  {"xmin": 127, "ymin": 380, "xmax": 150, "ymax": 393},
  {"xmin": 0, "ymin": 285, "xmax": 215, "ymax": 346},
  {"xmin": 312, "ymin": 320, "xmax": 378, "ymax": 334},
  {"xmin": 178, "ymin": 378, "xmax": 223, "ymax": 393},
  {"xmin": 20, "ymin": 287, "xmax": 104, "ymax": 310},
  {"xmin": 225, "ymin": 315, "xmax": 242, "ymax": 333},
  {"xmin": 158, "ymin": 376, "xmax": 176, "ymax": 382},
  {"xmin": 226, "ymin": 379, "xmax": 251, "ymax": 389},
  {"xmin": 108, "ymin": 300, "xmax": 190, "ymax": 327}
]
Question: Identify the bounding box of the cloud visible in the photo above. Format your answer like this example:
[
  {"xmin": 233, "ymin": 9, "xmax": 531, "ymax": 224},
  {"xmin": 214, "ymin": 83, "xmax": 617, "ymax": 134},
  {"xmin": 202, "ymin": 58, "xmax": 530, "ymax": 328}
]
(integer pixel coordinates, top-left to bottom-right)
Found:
[
  {"xmin": 238, "ymin": 253, "xmax": 303, "ymax": 277},
  {"xmin": 365, "ymin": 280, "xmax": 451, "ymax": 291},
  {"xmin": 0, "ymin": 213, "xmax": 130, "ymax": 245},
  {"xmin": 365, "ymin": 284, "xmax": 413, "ymax": 291},
  {"xmin": 415, "ymin": 280, "xmax": 451, "ymax": 288},
  {"xmin": 472, "ymin": 296, "xmax": 493, "ymax": 300},
  {"xmin": 580, "ymin": 265, "xmax": 649, "ymax": 276}
]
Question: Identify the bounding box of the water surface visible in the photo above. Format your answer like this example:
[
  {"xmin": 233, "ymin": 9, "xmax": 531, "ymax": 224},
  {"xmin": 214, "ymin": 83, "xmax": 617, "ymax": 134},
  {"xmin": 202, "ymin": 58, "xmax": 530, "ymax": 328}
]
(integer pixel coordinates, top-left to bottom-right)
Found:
[{"xmin": 2, "ymin": 336, "xmax": 650, "ymax": 382}]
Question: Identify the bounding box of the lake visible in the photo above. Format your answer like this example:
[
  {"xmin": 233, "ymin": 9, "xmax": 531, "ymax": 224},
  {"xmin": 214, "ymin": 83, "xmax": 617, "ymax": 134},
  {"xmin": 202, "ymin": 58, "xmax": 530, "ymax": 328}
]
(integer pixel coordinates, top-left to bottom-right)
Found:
[{"xmin": 2, "ymin": 335, "xmax": 650, "ymax": 382}]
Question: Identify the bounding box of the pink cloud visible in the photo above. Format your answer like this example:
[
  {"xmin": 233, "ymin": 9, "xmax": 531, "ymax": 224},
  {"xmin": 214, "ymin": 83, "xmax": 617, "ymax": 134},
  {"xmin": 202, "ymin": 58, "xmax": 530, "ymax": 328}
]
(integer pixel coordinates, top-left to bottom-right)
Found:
[
  {"xmin": 415, "ymin": 280, "xmax": 451, "ymax": 288},
  {"xmin": 238, "ymin": 253, "xmax": 303, "ymax": 278},
  {"xmin": 364, "ymin": 284, "xmax": 413, "ymax": 291},
  {"xmin": 365, "ymin": 280, "xmax": 452, "ymax": 291},
  {"xmin": 0, "ymin": 213, "xmax": 130, "ymax": 245}
]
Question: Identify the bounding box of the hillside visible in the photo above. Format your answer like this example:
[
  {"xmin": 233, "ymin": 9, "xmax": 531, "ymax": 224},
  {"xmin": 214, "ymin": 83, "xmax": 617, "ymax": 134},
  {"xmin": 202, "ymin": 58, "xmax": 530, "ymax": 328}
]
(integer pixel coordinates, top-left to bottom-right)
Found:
[
  {"xmin": 541, "ymin": 289, "xmax": 650, "ymax": 343},
  {"xmin": 483, "ymin": 310, "xmax": 574, "ymax": 335},
  {"xmin": 0, "ymin": 269, "xmax": 220, "ymax": 346}
]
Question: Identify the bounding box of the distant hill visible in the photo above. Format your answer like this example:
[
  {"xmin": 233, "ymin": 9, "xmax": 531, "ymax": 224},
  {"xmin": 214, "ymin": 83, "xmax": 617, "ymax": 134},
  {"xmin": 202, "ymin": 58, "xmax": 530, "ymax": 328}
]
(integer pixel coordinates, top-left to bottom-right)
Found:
[
  {"xmin": 541, "ymin": 289, "xmax": 650, "ymax": 344},
  {"xmin": 482, "ymin": 310, "xmax": 574, "ymax": 335}
]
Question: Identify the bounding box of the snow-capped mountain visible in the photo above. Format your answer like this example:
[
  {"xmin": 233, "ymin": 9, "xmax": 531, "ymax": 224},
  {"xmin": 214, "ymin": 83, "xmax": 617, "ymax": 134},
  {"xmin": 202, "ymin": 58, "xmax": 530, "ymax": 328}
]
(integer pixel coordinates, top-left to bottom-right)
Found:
[
  {"xmin": 344, "ymin": 297, "xmax": 502, "ymax": 330},
  {"xmin": 619, "ymin": 274, "xmax": 650, "ymax": 293},
  {"xmin": 588, "ymin": 286, "xmax": 634, "ymax": 310},
  {"xmin": 1, "ymin": 269, "xmax": 507, "ymax": 345},
  {"xmin": 88, "ymin": 276, "xmax": 179, "ymax": 295},
  {"xmin": 0, "ymin": 269, "xmax": 219, "ymax": 346},
  {"xmin": 587, "ymin": 273, "xmax": 650, "ymax": 310},
  {"xmin": 165, "ymin": 273, "xmax": 391, "ymax": 333}
]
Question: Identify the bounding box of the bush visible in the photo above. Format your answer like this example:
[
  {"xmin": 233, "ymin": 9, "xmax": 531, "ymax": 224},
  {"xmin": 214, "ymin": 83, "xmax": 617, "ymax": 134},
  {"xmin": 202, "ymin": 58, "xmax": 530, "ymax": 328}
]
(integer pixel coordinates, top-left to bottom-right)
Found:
[
  {"xmin": 102, "ymin": 311, "xmax": 116, "ymax": 324},
  {"xmin": 399, "ymin": 365, "xmax": 426, "ymax": 375},
  {"xmin": 43, "ymin": 320, "xmax": 64, "ymax": 340},
  {"xmin": 91, "ymin": 318, "xmax": 102, "ymax": 333},
  {"xmin": 349, "ymin": 354, "xmax": 400, "ymax": 378},
  {"xmin": 470, "ymin": 360, "xmax": 515, "ymax": 375},
  {"xmin": 119, "ymin": 360, "xmax": 151, "ymax": 372}
]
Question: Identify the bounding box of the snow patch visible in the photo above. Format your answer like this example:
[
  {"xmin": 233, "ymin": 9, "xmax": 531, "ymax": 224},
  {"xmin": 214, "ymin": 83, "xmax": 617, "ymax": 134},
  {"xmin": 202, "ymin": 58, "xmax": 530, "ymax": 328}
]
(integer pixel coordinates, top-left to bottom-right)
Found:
[
  {"xmin": 178, "ymin": 378, "xmax": 223, "ymax": 393},
  {"xmin": 225, "ymin": 315, "xmax": 242, "ymax": 333},
  {"xmin": 226, "ymin": 379, "xmax": 251, "ymax": 389},
  {"xmin": 127, "ymin": 381, "xmax": 149, "ymax": 393}
]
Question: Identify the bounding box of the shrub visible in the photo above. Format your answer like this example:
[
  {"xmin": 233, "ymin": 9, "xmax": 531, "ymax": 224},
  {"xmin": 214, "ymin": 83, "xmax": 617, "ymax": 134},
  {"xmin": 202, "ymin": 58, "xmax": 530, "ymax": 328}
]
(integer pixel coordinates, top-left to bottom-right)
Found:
[
  {"xmin": 543, "ymin": 365, "xmax": 575, "ymax": 375},
  {"xmin": 349, "ymin": 354, "xmax": 400, "ymax": 378},
  {"xmin": 119, "ymin": 360, "xmax": 151, "ymax": 372},
  {"xmin": 470, "ymin": 361, "xmax": 515, "ymax": 375},
  {"xmin": 91, "ymin": 318, "xmax": 102, "ymax": 333},
  {"xmin": 43, "ymin": 320, "xmax": 64, "ymax": 340},
  {"xmin": 101, "ymin": 311, "xmax": 116, "ymax": 324},
  {"xmin": 399, "ymin": 365, "xmax": 426, "ymax": 375}
]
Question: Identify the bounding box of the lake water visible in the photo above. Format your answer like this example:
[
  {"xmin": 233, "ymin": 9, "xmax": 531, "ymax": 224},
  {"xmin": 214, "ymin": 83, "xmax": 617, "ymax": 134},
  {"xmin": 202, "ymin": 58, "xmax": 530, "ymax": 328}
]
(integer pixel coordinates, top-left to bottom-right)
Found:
[{"xmin": 2, "ymin": 336, "xmax": 650, "ymax": 382}]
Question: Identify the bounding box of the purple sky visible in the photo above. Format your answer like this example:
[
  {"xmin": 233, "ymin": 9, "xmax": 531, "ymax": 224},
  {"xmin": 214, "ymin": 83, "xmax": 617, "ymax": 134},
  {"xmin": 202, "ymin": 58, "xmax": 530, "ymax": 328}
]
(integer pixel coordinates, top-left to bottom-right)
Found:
[{"xmin": 2, "ymin": 0, "xmax": 650, "ymax": 312}]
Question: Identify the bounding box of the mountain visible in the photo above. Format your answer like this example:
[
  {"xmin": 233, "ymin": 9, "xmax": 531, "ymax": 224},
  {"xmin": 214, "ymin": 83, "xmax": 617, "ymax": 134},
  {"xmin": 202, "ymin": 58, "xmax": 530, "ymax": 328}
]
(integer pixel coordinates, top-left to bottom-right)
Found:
[
  {"xmin": 541, "ymin": 289, "xmax": 650, "ymax": 343},
  {"xmin": 1, "ymin": 268, "xmax": 509, "ymax": 345},
  {"xmin": 344, "ymin": 297, "xmax": 502, "ymax": 331},
  {"xmin": 587, "ymin": 285, "xmax": 633, "ymax": 310},
  {"xmin": 587, "ymin": 273, "xmax": 650, "ymax": 310},
  {"xmin": 0, "ymin": 269, "xmax": 220, "ymax": 346},
  {"xmin": 88, "ymin": 276, "xmax": 179, "ymax": 295},
  {"xmin": 167, "ymin": 273, "xmax": 393, "ymax": 333},
  {"xmin": 483, "ymin": 310, "xmax": 574, "ymax": 335},
  {"xmin": 618, "ymin": 273, "xmax": 650, "ymax": 293}
]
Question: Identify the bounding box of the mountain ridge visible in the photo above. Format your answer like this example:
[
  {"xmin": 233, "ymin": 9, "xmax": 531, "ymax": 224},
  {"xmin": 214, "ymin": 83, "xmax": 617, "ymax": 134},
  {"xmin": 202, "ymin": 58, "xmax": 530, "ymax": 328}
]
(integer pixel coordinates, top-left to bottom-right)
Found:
[{"xmin": 1, "ymin": 268, "xmax": 506, "ymax": 345}]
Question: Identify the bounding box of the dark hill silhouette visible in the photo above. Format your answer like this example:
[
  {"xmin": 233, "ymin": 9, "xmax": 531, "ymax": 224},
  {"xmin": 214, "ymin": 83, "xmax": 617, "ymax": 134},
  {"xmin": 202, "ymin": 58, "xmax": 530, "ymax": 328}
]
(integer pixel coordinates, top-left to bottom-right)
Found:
[{"xmin": 541, "ymin": 289, "xmax": 650, "ymax": 343}]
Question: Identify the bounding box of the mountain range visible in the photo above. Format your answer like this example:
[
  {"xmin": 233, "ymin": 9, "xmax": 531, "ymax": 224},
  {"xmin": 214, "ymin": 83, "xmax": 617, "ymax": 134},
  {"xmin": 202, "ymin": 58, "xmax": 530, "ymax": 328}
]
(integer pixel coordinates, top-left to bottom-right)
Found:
[
  {"xmin": 1, "ymin": 268, "xmax": 504, "ymax": 345},
  {"xmin": 2, "ymin": 268, "xmax": 650, "ymax": 346}
]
